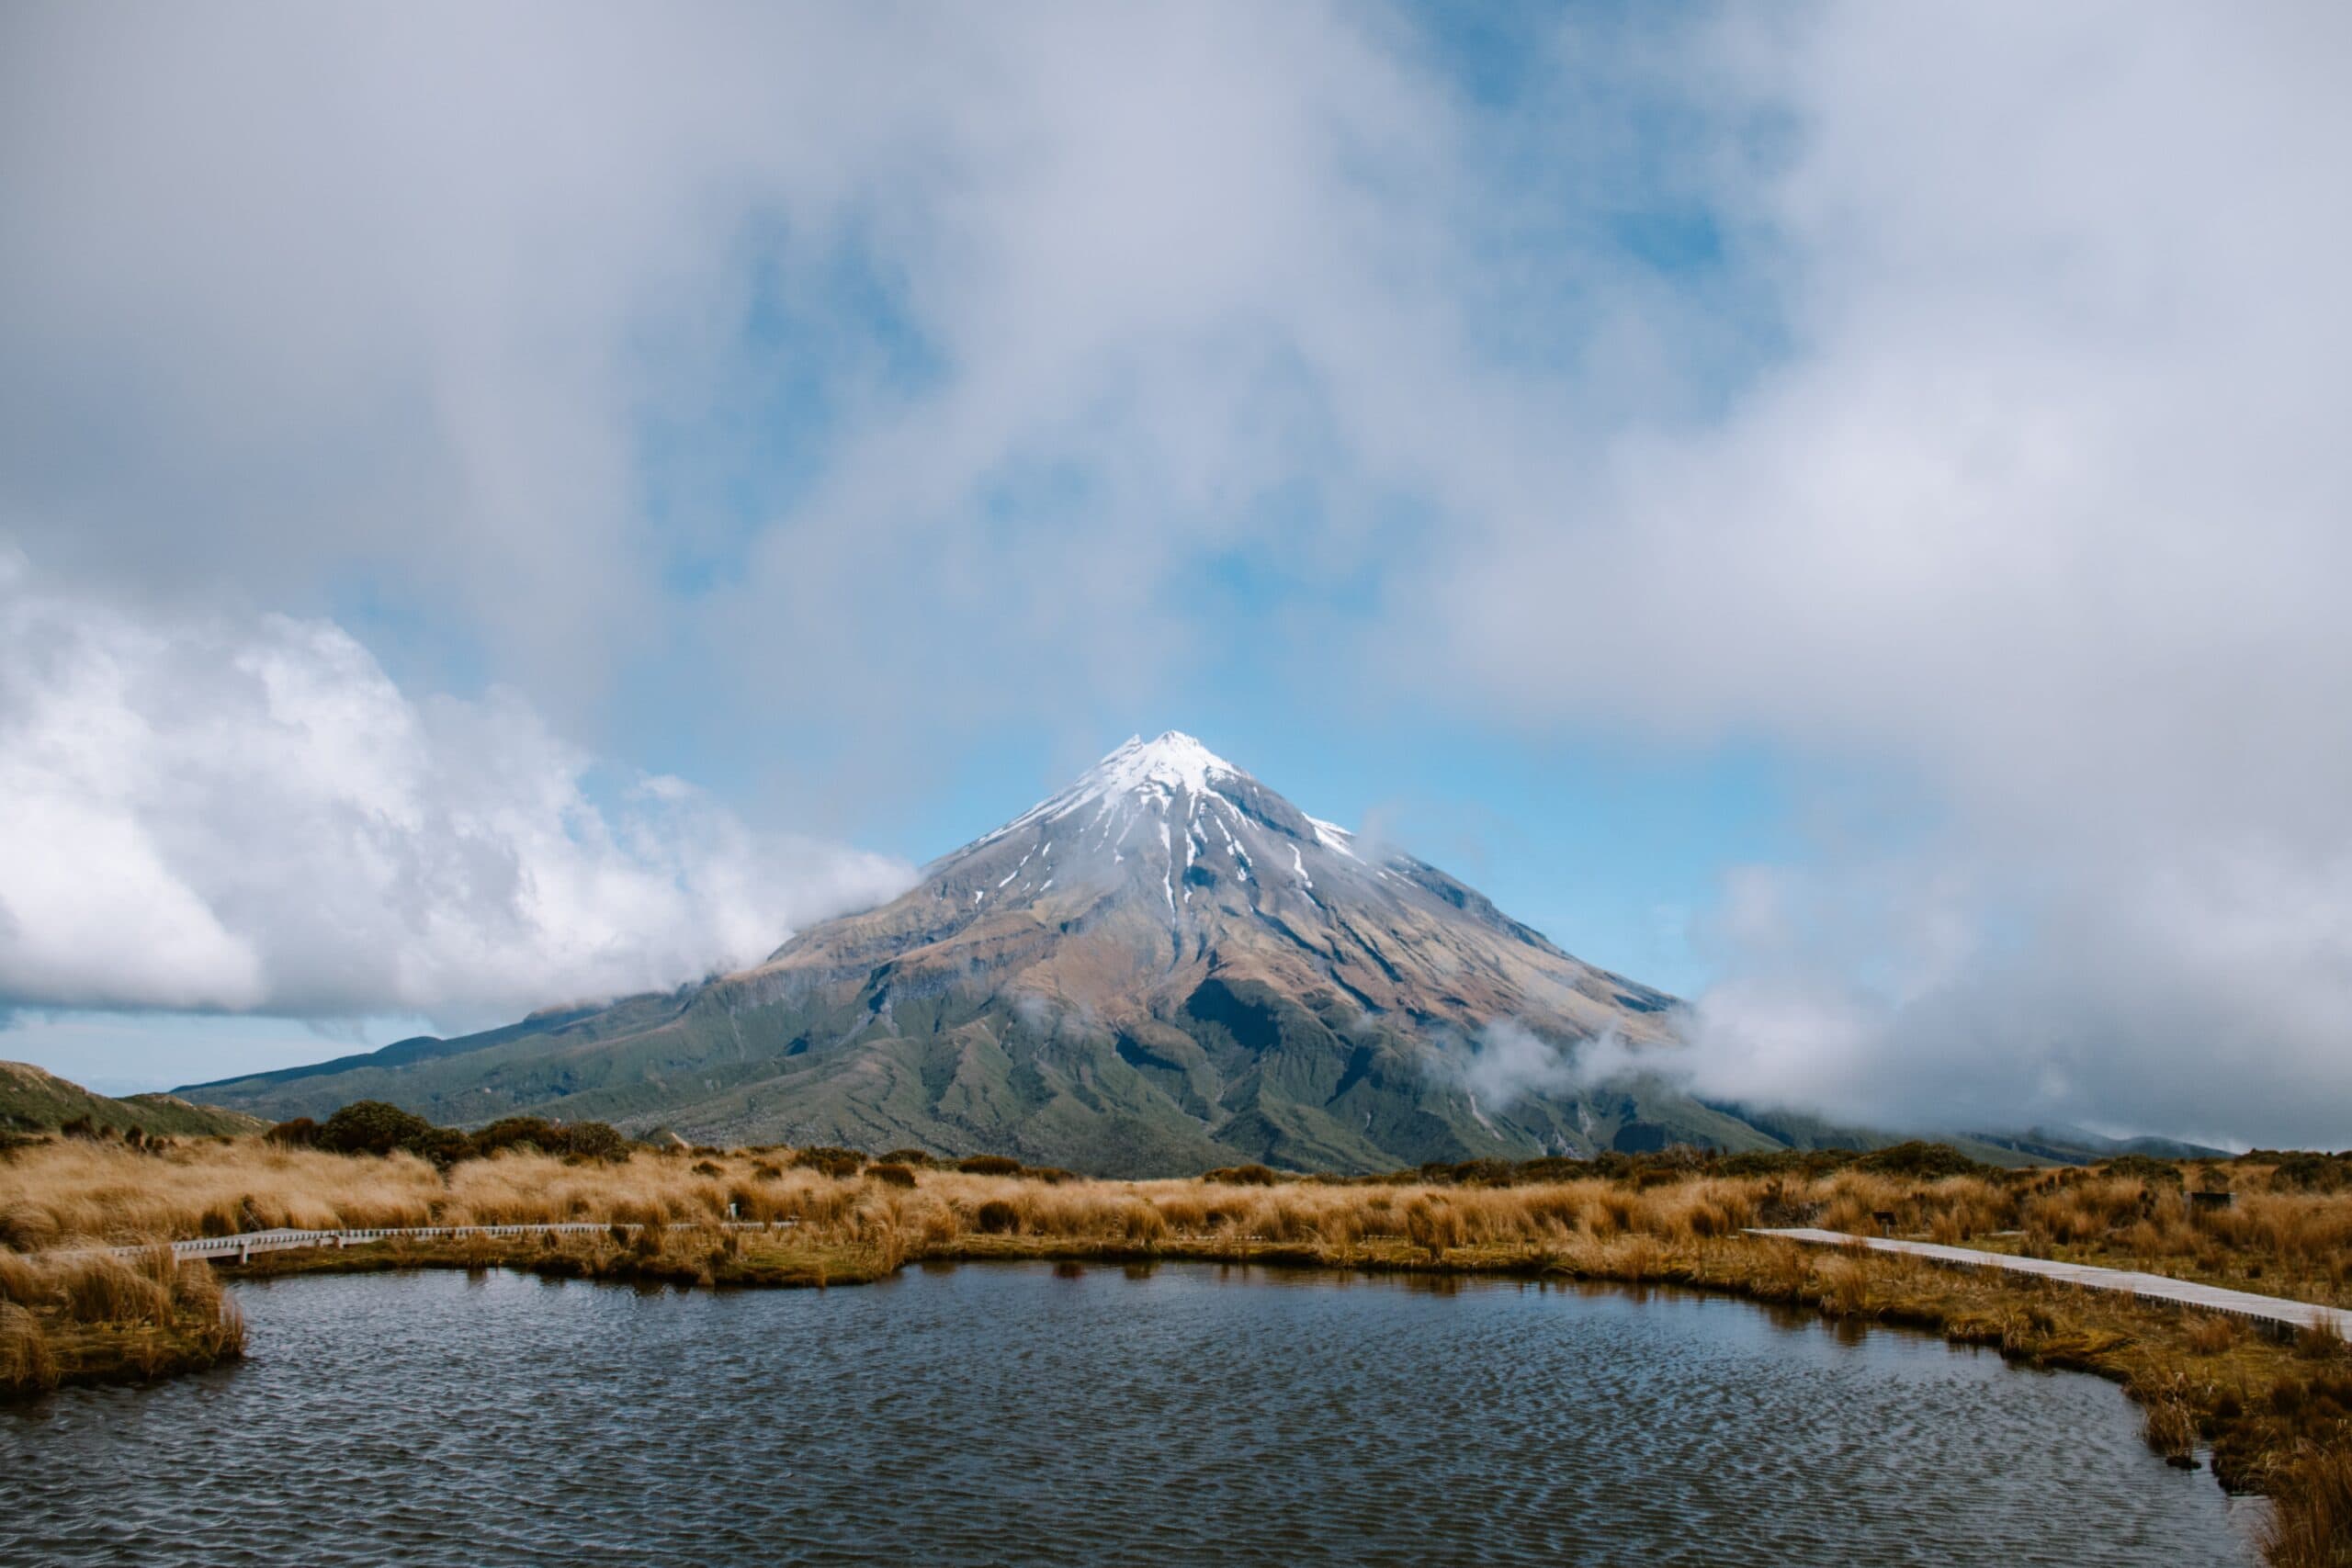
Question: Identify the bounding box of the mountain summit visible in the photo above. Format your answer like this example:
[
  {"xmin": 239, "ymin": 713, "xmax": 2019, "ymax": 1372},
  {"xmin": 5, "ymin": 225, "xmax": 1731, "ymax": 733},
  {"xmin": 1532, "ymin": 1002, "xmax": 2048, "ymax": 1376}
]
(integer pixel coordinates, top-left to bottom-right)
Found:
[
  {"xmin": 754, "ymin": 729, "xmax": 1678, "ymax": 1057},
  {"xmin": 187, "ymin": 733, "xmax": 1779, "ymax": 1173}
]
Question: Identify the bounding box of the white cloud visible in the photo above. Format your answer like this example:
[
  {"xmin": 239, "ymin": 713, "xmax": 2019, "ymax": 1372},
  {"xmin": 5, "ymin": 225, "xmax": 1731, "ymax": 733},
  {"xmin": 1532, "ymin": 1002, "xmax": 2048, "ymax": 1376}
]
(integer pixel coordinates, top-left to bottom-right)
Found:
[
  {"xmin": 1452, "ymin": 1019, "xmax": 1652, "ymax": 1115},
  {"xmin": 4, "ymin": 4, "xmax": 2349, "ymax": 1144},
  {"xmin": 1430, "ymin": 6, "xmax": 2352, "ymax": 1146},
  {"xmin": 0, "ymin": 554, "xmax": 911, "ymax": 1024}
]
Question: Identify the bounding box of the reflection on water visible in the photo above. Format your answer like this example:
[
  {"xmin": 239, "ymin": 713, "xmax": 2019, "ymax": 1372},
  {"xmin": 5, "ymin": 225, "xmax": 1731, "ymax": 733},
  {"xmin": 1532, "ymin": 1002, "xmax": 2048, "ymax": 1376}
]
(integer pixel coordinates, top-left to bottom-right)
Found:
[{"xmin": 1, "ymin": 1262, "xmax": 2256, "ymax": 1566}]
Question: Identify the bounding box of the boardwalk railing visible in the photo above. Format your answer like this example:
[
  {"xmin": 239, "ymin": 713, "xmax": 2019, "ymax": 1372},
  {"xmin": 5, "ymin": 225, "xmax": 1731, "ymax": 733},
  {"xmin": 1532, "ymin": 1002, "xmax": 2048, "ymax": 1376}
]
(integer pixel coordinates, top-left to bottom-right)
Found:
[
  {"xmin": 1750, "ymin": 1226, "xmax": 2352, "ymax": 1342},
  {"xmin": 88, "ymin": 1221, "xmax": 795, "ymax": 1266}
]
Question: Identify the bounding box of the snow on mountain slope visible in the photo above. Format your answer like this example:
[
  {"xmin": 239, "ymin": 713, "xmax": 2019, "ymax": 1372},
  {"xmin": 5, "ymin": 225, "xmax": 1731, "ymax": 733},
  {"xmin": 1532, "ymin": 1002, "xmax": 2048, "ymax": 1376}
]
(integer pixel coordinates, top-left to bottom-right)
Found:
[{"xmin": 745, "ymin": 730, "xmax": 1677, "ymax": 1047}]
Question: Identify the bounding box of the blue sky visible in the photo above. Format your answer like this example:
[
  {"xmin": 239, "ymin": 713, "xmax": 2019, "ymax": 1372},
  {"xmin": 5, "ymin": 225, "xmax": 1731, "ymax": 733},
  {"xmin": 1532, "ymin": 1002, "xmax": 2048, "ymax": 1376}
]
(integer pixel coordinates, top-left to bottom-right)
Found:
[{"xmin": 4, "ymin": 4, "xmax": 2350, "ymax": 1145}]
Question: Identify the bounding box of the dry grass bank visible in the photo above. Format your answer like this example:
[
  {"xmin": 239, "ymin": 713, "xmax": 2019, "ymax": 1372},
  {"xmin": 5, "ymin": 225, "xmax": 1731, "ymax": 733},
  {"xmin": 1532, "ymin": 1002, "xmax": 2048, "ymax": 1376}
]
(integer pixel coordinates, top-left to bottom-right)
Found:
[
  {"xmin": 8, "ymin": 1135, "xmax": 2346, "ymax": 1293},
  {"xmin": 6, "ymin": 1134, "xmax": 2350, "ymax": 1562},
  {"xmin": 0, "ymin": 1246, "xmax": 245, "ymax": 1397},
  {"xmin": 1984, "ymin": 1169, "xmax": 2352, "ymax": 1311}
]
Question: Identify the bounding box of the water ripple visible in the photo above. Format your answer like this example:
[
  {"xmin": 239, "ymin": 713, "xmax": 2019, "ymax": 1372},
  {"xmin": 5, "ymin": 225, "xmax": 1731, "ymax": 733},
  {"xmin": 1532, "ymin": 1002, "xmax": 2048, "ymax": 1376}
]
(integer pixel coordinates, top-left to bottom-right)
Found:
[{"xmin": 1, "ymin": 1263, "xmax": 2256, "ymax": 1566}]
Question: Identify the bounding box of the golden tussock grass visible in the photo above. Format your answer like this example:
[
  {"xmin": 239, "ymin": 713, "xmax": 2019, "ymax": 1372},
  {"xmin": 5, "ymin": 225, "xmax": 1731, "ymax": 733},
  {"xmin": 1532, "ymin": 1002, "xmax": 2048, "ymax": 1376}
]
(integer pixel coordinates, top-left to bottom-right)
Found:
[
  {"xmin": 0, "ymin": 1244, "xmax": 244, "ymax": 1397},
  {"xmin": 2263, "ymin": 1445, "xmax": 2352, "ymax": 1568}
]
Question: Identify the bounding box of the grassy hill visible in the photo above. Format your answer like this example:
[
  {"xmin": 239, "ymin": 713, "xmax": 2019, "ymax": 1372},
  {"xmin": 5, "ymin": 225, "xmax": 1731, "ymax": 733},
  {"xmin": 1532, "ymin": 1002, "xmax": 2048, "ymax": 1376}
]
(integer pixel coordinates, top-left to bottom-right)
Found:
[{"xmin": 0, "ymin": 1060, "xmax": 265, "ymax": 1138}]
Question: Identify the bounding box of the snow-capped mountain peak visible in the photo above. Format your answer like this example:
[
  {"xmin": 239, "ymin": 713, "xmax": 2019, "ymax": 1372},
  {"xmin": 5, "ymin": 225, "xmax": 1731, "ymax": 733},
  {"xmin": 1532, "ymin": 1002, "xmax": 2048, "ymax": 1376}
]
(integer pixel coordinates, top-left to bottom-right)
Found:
[
  {"xmin": 1085, "ymin": 731, "xmax": 1239, "ymax": 799},
  {"xmin": 748, "ymin": 728, "xmax": 1679, "ymax": 1134},
  {"xmin": 974, "ymin": 729, "xmax": 1250, "ymax": 851}
]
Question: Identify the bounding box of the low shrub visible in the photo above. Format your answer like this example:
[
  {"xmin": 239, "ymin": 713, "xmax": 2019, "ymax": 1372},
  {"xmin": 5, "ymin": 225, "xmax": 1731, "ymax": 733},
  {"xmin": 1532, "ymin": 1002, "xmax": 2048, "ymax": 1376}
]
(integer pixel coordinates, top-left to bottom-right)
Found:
[
  {"xmin": 794, "ymin": 1147, "xmax": 867, "ymax": 1179},
  {"xmin": 316, "ymin": 1101, "xmax": 441, "ymax": 1159},
  {"xmin": 2101, "ymin": 1154, "xmax": 2185, "ymax": 1187},
  {"xmin": 2267, "ymin": 1153, "xmax": 2352, "ymax": 1194},
  {"xmin": 1855, "ymin": 1142, "xmax": 1987, "ymax": 1179}
]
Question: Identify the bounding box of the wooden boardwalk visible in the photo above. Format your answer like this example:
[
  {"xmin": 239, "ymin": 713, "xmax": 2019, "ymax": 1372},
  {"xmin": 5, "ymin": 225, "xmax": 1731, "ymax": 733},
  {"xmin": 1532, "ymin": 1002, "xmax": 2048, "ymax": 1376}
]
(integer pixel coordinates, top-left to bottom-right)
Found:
[
  {"xmin": 87, "ymin": 1220, "xmax": 794, "ymax": 1265},
  {"xmin": 1751, "ymin": 1226, "xmax": 2352, "ymax": 1340}
]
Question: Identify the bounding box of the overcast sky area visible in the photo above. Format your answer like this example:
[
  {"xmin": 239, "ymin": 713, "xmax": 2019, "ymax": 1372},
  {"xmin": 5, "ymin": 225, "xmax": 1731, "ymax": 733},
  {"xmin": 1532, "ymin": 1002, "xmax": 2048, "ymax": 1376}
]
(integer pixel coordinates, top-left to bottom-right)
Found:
[{"xmin": 3, "ymin": 4, "xmax": 2348, "ymax": 1147}]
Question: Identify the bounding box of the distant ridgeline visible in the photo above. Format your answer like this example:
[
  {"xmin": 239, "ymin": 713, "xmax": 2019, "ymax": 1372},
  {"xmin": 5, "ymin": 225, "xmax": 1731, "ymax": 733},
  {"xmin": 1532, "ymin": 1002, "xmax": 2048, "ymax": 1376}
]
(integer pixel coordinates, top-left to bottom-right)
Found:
[
  {"xmin": 175, "ymin": 735, "xmax": 2233, "ymax": 1177},
  {"xmin": 0, "ymin": 1060, "xmax": 264, "ymax": 1139},
  {"xmin": 5, "ymin": 1059, "xmax": 2246, "ymax": 1183}
]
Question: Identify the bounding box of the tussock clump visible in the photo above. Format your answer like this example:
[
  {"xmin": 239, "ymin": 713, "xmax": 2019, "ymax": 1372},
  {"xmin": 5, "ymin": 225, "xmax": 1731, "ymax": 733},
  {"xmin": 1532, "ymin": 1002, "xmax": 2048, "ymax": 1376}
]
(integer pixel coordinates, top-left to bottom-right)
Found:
[
  {"xmin": 0, "ymin": 1303, "xmax": 56, "ymax": 1393},
  {"xmin": 0, "ymin": 1250, "xmax": 45, "ymax": 1308},
  {"xmin": 60, "ymin": 1256, "xmax": 172, "ymax": 1327},
  {"xmin": 2260, "ymin": 1445, "xmax": 2352, "ymax": 1568},
  {"xmin": 866, "ymin": 1164, "xmax": 917, "ymax": 1190},
  {"xmin": 0, "ymin": 1248, "xmax": 243, "ymax": 1397},
  {"xmin": 1403, "ymin": 1197, "xmax": 1467, "ymax": 1260},
  {"xmin": 0, "ymin": 1204, "xmax": 62, "ymax": 1252},
  {"xmin": 2143, "ymin": 1397, "xmax": 2199, "ymax": 1461},
  {"xmin": 792, "ymin": 1147, "xmax": 867, "ymax": 1179},
  {"xmin": 2185, "ymin": 1312, "xmax": 2243, "ymax": 1356},
  {"xmin": 1815, "ymin": 1257, "xmax": 1873, "ymax": 1318}
]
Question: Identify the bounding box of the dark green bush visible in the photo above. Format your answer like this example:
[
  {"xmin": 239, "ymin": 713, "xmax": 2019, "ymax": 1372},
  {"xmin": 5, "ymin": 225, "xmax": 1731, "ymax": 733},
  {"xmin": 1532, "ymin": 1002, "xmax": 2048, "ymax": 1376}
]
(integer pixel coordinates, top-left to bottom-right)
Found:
[
  {"xmin": 1854, "ymin": 1142, "xmax": 1987, "ymax": 1179},
  {"xmin": 317, "ymin": 1100, "xmax": 438, "ymax": 1158},
  {"xmin": 469, "ymin": 1116, "xmax": 565, "ymax": 1156},
  {"xmin": 2101, "ymin": 1154, "xmax": 2186, "ymax": 1186},
  {"xmin": 2266, "ymin": 1152, "xmax": 2351, "ymax": 1193}
]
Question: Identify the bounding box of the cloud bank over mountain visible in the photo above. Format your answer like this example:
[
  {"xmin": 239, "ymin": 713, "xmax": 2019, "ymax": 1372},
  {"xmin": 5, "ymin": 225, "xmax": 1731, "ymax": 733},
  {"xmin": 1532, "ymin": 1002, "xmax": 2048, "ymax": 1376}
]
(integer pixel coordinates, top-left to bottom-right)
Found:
[
  {"xmin": 3, "ymin": 5, "xmax": 2349, "ymax": 1143},
  {"xmin": 1437, "ymin": 9, "xmax": 2352, "ymax": 1149}
]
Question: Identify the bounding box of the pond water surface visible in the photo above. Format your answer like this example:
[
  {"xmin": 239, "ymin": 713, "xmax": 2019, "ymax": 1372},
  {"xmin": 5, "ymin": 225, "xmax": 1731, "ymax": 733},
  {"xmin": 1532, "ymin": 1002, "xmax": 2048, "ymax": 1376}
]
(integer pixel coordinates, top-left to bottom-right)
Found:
[{"xmin": 1, "ymin": 1261, "xmax": 2256, "ymax": 1566}]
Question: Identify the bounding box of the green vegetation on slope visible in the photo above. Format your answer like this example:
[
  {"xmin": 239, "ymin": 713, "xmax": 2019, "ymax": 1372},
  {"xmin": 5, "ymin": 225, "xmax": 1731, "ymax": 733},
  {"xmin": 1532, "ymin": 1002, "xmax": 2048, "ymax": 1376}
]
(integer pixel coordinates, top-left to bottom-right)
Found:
[{"xmin": 0, "ymin": 1061, "xmax": 263, "ymax": 1139}]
